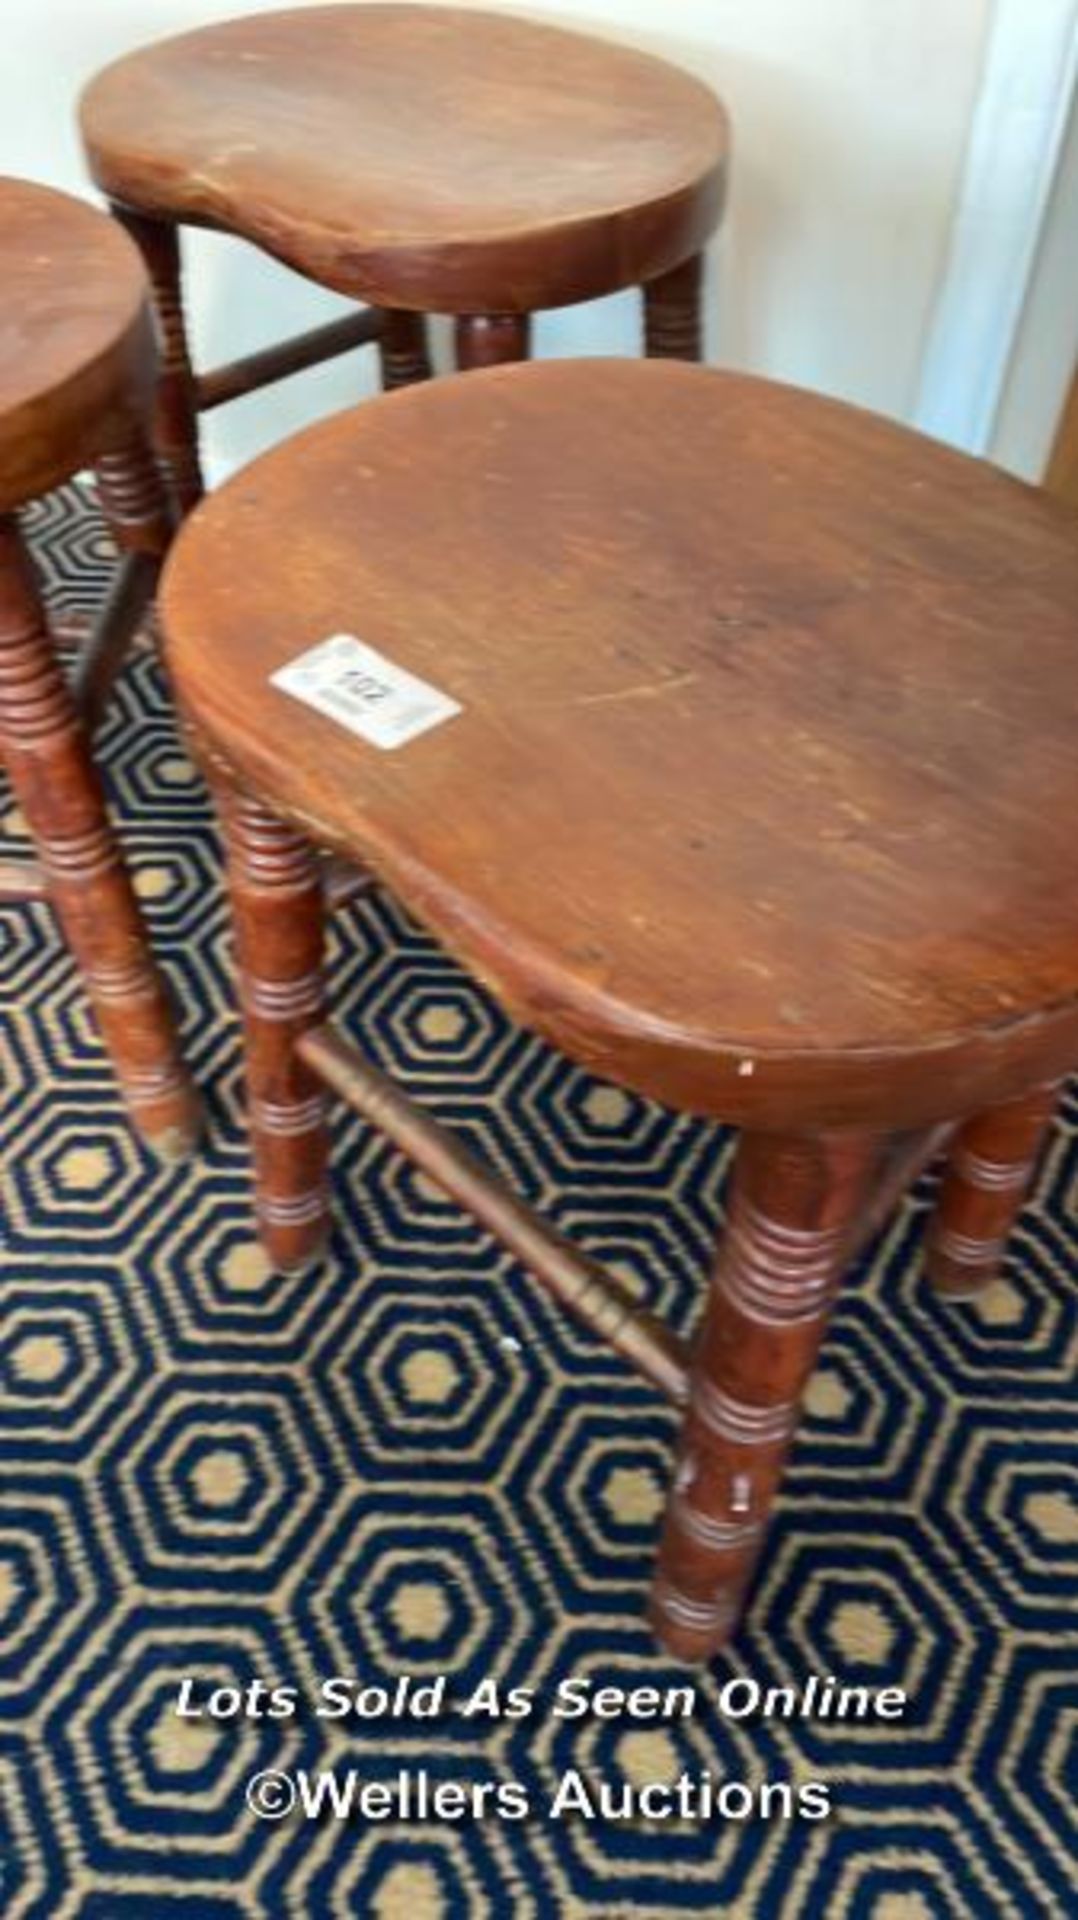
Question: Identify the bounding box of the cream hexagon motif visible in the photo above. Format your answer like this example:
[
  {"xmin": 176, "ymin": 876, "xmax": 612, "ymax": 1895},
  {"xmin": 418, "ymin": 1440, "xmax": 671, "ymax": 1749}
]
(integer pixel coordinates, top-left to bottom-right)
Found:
[
  {"xmin": 5, "ymin": 1107, "xmax": 162, "ymax": 1243},
  {"xmin": 1023, "ymin": 1490, "xmax": 1078, "ymax": 1544},
  {"xmin": 330, "ymin": 1300, "xmax": 530, "ymax": 1472},
  {"xmin": 65, "ymin": 1626, "xmax": 294, "ymax": 1858},
  {"xmin": 387, "ymin": 1580, "xmax": 452, "ymax": 1641},
  {"xmin": 4, "ymin": 1108, "xmax": 162, "ymax": 1238},
  {"xmin": 147, "ymin": 1705, "xmax": 222, "ymax": 1776},
  {"xmin": 308, "ymin": 1503, "xmax": 540, "ymax": 1684},
  {"xmin": 523, "ymin": 1628, "xmax": 777, "ymax": 1896},
  {"xmin": 972, "ymin": 1279, "xmax": 1027, "ymax": 1327},
  {"xmin": 415, "ymin": 1002, "xmax": 466, "ymax": 1045},
  {"xmin": 218, "ymin": 1242, "xmax": 275, "ymax": 1295},
  {"xmin": 372, "ymin": 1861, "xmax": 447, "ymax": 1919},
  {"xmin": 109, "ymin": 1388, "xmax": 327, "ymax": 1590},
  {"xmin": 0, "ymin": 1293, "xmax": 143, "ymax": 1443},
  {"xmin": 948, "ymin": 1438, "xmax": 1078, "ymax": 1601},
  {"xmin": 537, "ymin": 1407, "xmax": 673, "ymax": 1579},
  {"xmin": 600, "ymin": 1464, "xmax": 665, "ymax": 1528},
  {"xmin": 10, "ymin": 1334, "xmax": 69, "ymax": 1384},
  {"xmin": 795, "ymin": 1320, "xmax": 930, "ymax": 1480},
  {"xmin": 581, "ymin": 1085, "xmax": 632, "ymax": 1129},
  {"xmin": 765, "ymin": 1535, "xmax": 983, "ymax": 1761},
  {"xmin": 398, "ymin": 1347, "xmax": 460, "ymax": 1406},
  {"xmin": 313, "ymin": 1832, "xmax": 478, "ymax": 1920},
  {"xmin": 375, "ymin": 973, "xmax": 503, "ymax": 1082},
  {"xmin": 351, "ymin": 1547, "xmax": 479, "ymax": 1666},
  {"xmin": 826, "ymin": 1598, "xmax": 898, "ymax": 1666},
  {"xmin": 146, "ymin": 1199, "xmax": 341, "ymax": 1350},
  {"xmin": 55, "ymin": 1145, "xmax": 112, "ymax": 1192},
  {"xmin": 155, "ymin": 753, "xmax": 197, "ymax": 786},
  {"xmin": 804, "ymin": 1367, "xmax": 853, "ymax": 1421},
  {"xmin": 617, "ymin": 1729, "xmax": 680, "ymax": 1789},
  {"xmin": 134, "ymin": 863, "xmax": 175, "ymax": 901},
  {"xmin": 871, "ymin": 1896, "xmax": 935, "ymax": 1920},
  {"xmin": 189, "ymin": 1447, "xmax": 252, "ymax": 1510}
]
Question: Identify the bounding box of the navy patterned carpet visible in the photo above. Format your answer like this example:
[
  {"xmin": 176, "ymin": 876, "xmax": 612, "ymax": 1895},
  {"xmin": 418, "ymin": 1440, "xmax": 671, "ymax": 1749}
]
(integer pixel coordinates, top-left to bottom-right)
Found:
[{"xmin": 1, "ymin": 485, "xmax": 1076, "ymax": 1918}]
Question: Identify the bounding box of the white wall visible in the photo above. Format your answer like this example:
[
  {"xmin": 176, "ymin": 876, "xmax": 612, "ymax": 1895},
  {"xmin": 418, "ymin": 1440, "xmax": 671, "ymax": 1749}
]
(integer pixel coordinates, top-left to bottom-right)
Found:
[
  {"xmin": 992, "ymin": 85, "xmax": 1078, "ymax": 480},
  {"xmin": 6, "ymin": 0, "xmax": 1063, "ymax": 485}
]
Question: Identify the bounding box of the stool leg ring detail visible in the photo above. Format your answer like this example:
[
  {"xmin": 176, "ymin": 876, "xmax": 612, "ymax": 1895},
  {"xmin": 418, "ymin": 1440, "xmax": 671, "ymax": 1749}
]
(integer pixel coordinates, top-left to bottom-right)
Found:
[
  {"xmin": 219, "ymin": 787, "xmax": 330, "ymax": 1272},
  {"xmin": 379, "ymin": 310, "xmax": 434, "ymax": 390},
  {"xmin": 73, "ymin": 422, "xmax": 176, "ymax": 725},
  {"xmin": 0, "ymin": 516, "xmax": 198, "ymax": 1157},
  {"xmin": 455, "ymin": 313, "xmax": 532, "ymax": 370},
  {"xmin": 94, "ymin": 422, "xmax": 175, "ymax": 558},
  {"xmin": 651, "ymin": 1130, "xmax": 878, "ymax": 1661},
  {"xmin": 926, "ymin": 1082, "xmax": 1060, "ymax": 1299},
  {"xmin": 110, "ymin": 205, "xmax": 204, "ymax": 516},
  {"xmin": 643, "ymin": 253, "xmax": 704, "ymax": 362}
]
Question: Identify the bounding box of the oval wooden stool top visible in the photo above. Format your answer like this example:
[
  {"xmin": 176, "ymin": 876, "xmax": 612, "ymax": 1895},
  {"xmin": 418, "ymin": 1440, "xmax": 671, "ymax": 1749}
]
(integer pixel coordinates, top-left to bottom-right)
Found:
[
  {"xmin": 80, "ymin": 4, "xmax": 728, "ymax": 313},
  {"xmin": 0, "ymin": 177, "xmax": 156, "ymax": 510},
  {"xmin": 161, "ymin": 359, "xmax": 1078, "ymax": 1132}
]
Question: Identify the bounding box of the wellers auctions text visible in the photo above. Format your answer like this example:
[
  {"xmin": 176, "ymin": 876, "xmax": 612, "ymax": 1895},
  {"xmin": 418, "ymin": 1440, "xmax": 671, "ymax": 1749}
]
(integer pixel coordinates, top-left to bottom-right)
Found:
[{"xmin": 250, "ymin": 1765, "xmax": 834, "ymax": 1823}]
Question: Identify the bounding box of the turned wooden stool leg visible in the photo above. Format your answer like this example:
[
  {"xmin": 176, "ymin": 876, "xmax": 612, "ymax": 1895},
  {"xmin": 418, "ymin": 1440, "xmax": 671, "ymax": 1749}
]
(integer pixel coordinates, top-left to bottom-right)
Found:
[
  {"xmin": 73, "ymin": 422, "xmax": 176, "ymax": 724},
  {"xmin": 643, "ymin": 252, "xmax": 704, "ymax": 362},
  {"xmin": 455, "ymin": 314, "xmax": 531, "ymax": 370},
  {"xmin": 94, "ymin": 420, "xmax": 174, "ymax": 558},
  {"xmin": 0, "ymin": 516, "xmax": 197, "ymax": 1156},
  {"xmin": 109, "ymin": 205, "xmax": 204, "ymax": 515},
  {"xmin": 218, "ymin": 788, "xmax": 330, "ymax": 1272},
  {"xmin": 651, "ymin": 1129, "xmax": 878, "ymax": 1661},
  {"xmin": 378, "ymin": 309, "xmax": 434, "ymax": 389},
  {"xmin": 926, "ymin": 1083, "xmax": 1059, "ymax": 1300}
]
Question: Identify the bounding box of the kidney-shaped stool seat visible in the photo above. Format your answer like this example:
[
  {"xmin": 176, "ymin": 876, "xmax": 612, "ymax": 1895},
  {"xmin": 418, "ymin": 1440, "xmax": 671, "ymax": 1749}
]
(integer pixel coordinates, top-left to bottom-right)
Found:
[
  {"xmin": 80, "ymin": 5, "xmax": 729, "ymax": 511},
  {"xmin": 160, "ymin": 359, "xmax": 1078, "ymax": 1655}
]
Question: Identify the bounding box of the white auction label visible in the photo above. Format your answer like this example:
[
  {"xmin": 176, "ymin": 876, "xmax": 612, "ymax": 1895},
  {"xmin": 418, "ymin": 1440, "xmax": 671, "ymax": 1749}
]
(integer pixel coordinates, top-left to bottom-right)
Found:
[{"xmin": 271, "ymin": 634, "xmax": 461, "ymax": 750}]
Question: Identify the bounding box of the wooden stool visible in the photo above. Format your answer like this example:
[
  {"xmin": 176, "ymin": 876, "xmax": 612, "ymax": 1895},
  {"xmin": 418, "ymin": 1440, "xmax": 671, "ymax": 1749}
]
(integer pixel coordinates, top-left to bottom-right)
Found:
[
  {"xmin": 0, "ymin": 177, "xmax": 197, "ymax": 1157},
  {"xmin": 79, "ymin": 4, "xmax": 728, "ymax": 515},
  {"xmin": 159, "ymin": 360, "xmax": 1078, "ymax": 1659}
]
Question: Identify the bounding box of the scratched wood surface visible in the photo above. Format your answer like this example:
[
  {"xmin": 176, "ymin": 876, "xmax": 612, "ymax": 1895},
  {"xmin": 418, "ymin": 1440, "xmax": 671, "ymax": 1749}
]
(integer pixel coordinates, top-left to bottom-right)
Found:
[
  {"xmin": 161, "ymin": 358, "xmax": 1078, "ymax": 1131},
  {"xmin": 0, "ymin": 177, "xmax": 197, "ymax": 1153},
  {"xmin": 0, "ymin": 176, "xmax": 155, "ymax": 508},
  {"xmin": 80, "ymin": 4, "xmax": 728, "ymax": 313}
]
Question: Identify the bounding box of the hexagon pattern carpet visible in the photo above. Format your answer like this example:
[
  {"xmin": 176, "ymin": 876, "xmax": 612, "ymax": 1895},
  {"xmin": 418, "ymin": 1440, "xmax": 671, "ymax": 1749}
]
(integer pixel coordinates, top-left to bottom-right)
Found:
[{"xmin": 1, "ymin": 485, "xmax": 1077, "ymax": 1918}]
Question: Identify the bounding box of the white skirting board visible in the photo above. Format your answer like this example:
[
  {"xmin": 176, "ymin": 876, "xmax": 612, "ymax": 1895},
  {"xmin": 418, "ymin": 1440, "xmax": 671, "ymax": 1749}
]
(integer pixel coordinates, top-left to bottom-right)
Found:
[{"xmin": 914, "ymin": 0, "xmax": 1078, "ymax": 459}]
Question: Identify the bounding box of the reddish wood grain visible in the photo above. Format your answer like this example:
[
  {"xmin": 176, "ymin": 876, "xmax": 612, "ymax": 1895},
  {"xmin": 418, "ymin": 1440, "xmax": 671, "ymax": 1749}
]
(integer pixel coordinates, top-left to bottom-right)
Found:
[
  {"xmin": 107, "ymin": 205, "xmax": 204, "ymax": 515},
  {"xmin": 218, "ymin": 787, "xmax": 330, "ymax": 1272},
  {"xmin": 81, "ymin": 5, "xmax": 728, "ymax": 315},
  {"xmin": 927, "ymin": 1083, "xmax": 1061, "ymax": 1298},
  {"xmin": 161, "ymin": 359, "xmax": 1078, "ymax": 1134},
  {"xmin": 72, "ymin": 423, "xmax": 174, "ymax": 723},
  {"xmin": 162, "ymin": 356, "xmax": 1078, "ymax": 1658},
  {"xmin": 0, "ymin": 176, "xmax": 195, "ymax": 1147},
  {"xmin": 455, "ymin": 314, "xmax": 531, "ymax": 371},
  {"xmin": 0, "ymin": 177, "xmax": 155, "ymax": 510},
  {"xmin": 378, "ymin": 310, "xmax": 433, "ymax": 391},
  {"xmin": 0, "ymin": 517, "xmax": 196, "ymax": 1155},
  {"xmin": 651, "ymin": 1131, "xmax": 879, "ymax": 1658},
  {"xmin": 94, "ymin": 422, "xmax": 174, "ymax": 557},
  {"xmin": 643, "ymin": 253, "xmax": 704, "ymax": 362}
]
